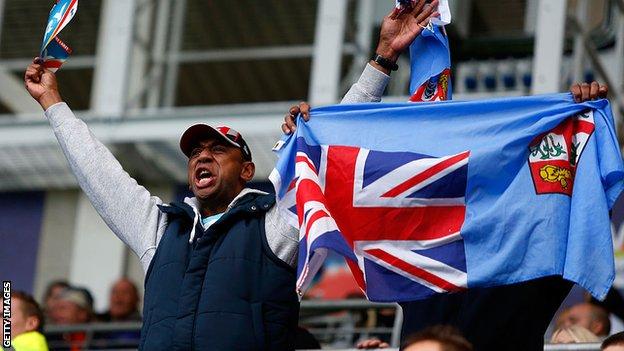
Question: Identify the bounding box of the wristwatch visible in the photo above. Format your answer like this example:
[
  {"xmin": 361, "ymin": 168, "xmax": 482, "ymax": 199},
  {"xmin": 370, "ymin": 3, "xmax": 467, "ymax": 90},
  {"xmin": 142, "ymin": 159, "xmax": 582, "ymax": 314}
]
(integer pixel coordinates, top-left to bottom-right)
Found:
[{"xmin": 371, "ymin": 53, "xmax": 399, "ymax": 71}]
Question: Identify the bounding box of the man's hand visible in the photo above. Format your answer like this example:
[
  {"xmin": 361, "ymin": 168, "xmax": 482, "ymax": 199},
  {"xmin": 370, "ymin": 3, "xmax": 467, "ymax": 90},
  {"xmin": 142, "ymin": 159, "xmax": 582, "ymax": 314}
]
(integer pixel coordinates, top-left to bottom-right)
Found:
[
  {"xmin": 372, "ymin": 0, "xmax": 440, "ymax": 74},
  {"xmin": 24, "ymin": 58, "xmax": 63, "ymax": 110},
  {"xmin": 356, "ymin": 338, "xmax": 390, "ymax": 349},
  {"xmin": 570, "ymin": 81, "xmax": 608, "ymax": 103},
  {"xmin": 282, "ymin": 101, "xmax": 310, "ymax": 134}
]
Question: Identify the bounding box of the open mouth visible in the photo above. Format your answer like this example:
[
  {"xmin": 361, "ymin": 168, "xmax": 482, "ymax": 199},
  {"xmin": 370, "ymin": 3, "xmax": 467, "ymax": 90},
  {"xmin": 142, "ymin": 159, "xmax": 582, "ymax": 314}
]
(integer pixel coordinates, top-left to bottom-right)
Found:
[{"xmin": 195, "ymin": 168, "xmax": 215, "ymax": 188}]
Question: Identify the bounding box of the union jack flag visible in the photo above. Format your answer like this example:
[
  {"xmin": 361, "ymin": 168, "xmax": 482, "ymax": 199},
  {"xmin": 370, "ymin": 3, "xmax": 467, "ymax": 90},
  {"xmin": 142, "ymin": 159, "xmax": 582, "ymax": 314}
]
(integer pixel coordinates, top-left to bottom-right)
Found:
[{"xmin": 272, "ymin": 137, "xmax": 470, "ymax": 302}]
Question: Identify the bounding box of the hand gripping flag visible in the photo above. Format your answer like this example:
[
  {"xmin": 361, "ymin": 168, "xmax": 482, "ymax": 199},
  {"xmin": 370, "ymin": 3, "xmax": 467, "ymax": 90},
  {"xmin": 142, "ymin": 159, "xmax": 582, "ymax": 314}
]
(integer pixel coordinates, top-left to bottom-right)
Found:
[
  {"xmin": 40, "ymin": 0, "xmax": 78, "ymax": 72},
  {"xmin": 397, "ymin": 0, "xmax": 452, "ymax": 102},
  {"xmin": 270, "ymin": 94, "xmax": 624, "ymax": 302}
]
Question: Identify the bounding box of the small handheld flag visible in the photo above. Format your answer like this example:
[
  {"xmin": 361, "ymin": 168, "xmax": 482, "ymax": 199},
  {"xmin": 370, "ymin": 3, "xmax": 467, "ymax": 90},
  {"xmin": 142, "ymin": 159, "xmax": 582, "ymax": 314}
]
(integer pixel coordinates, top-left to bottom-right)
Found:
[
  {"xmin": 41, "ymin": 37, "xmax": 73, "ymax": 73},
  {"xmin": 39, "ymin": 0, "xmax": 78, "ymax": 72},
  {"xmin": 404, "ymin": 0, "xmax": 453, "ymax": 102}
]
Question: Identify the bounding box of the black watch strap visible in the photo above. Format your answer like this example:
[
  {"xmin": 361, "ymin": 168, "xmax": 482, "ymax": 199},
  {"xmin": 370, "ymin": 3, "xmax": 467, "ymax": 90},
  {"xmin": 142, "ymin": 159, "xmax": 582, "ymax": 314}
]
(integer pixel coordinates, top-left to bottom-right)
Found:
[{"xmin": 371, "ymin": 54, "xmax": 399, "ymax": 71}]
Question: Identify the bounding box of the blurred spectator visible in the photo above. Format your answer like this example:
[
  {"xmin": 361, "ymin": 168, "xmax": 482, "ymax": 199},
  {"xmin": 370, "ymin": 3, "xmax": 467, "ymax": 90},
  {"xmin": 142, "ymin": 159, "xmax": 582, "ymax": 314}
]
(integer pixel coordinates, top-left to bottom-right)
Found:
[
  {"xmin": 593, "ymin": 288, "xmax": 624, "ymax": 322},
  {"xmin": 550, "ymin": 325, "xmax": 600, "ymax": 343},
  {"xmin": 54, "ymin": 287, "xmax": 94, "ymax": 325},
  {"xmin": 402, "ymin": 325, "xmax": 473, "ymax": 351},
  {"xmin": 591, "ymin": 288, "xmax": 624, "ymax": 335},
  {"xmin": 97, "ymin": 278, "xmax": 141, "ymax": 322},
  {"xmin": 357, "ymin": 325, "xmax": 473, "ymax": 350},
  {"xmin": 602, "ymin": 331, "xmax": 624, "ymax": 350},
  {"xmin": 92, "ymin": 279, "xmax": 142, "ymax": 349},
  {"xmin": 46, "ymin": 287, "xmax": 94, "ymax": 351},
  {"xmin": 41, "ymin": 280, "xmax": 70, "ymax": 325},
  {"xmin": 557, "ymin": 302, "xmax": 611, "ymax": 337},
  {"xmin": 10, "ymin": 291, "xmax": 49, "ymax": 351},
  {"xmin": 357, "ymin": 338, "xmax": 390, "ymax": 349},
  {"xmin": 354, "ymin": 307, "xmax": 395, "ymax": 347}
]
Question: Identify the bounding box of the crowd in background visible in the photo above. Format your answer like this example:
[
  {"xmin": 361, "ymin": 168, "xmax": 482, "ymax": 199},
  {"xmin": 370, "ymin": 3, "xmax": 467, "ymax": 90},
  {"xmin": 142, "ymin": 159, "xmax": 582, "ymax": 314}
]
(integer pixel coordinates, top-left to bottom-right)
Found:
[
  {"xmin": 10, "ymin": 278, "xmax": 142, "ymax": 351},
  {"xmin": 11, "ymin": 277, "xmax": 624, "ymax": 350},
  {"xmin": 42, "ymin": 278, "xmax": 141, "ymax": 326}
]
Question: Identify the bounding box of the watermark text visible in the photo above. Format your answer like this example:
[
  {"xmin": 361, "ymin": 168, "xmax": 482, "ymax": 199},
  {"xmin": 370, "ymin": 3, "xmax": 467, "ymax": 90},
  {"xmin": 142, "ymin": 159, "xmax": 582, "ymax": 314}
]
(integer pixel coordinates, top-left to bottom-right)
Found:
[{"xmin": 2, "ymin": 281, "xmax": 10, "ymax": 348}]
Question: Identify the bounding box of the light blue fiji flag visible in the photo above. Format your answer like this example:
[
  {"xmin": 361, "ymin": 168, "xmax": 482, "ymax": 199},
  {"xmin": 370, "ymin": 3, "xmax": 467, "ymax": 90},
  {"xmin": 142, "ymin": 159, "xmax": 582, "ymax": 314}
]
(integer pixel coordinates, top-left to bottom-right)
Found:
[
  {"xmin": 270, "ymin": 94, "xmax": 624, "ymax": 302},
  {"xmin": 406, "ymin": 0, "xmax": 452, "ymax": 102}
]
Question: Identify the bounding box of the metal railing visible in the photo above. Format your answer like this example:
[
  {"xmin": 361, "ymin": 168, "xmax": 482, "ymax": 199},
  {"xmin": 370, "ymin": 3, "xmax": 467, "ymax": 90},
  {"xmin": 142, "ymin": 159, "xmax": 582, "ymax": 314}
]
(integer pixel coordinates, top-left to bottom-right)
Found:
[
  {"xmin": 544, "ymin": 344, "xmax": 601, "ymax": 351},
  {"xmin": 299, "ymin": 299, "xmax": 403, "ymax": 348},
  {"xmin": 41, "ymin": 300, "xmax": 401, "ymax": 350},
  {"xmin": 39, "ymin": 300, "xmax": 603, "ymax": 351},
  {"xmin": 44, "ymin": 321, "xmax": 142, "ymax": 350}
]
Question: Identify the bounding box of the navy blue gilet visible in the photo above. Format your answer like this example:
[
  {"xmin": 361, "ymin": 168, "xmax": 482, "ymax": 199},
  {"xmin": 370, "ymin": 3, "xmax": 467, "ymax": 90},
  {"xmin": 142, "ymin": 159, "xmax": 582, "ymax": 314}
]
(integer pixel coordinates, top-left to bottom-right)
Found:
[{"xmin": 139, "ymin": 193, "xmax": 299, "ymax": 350}]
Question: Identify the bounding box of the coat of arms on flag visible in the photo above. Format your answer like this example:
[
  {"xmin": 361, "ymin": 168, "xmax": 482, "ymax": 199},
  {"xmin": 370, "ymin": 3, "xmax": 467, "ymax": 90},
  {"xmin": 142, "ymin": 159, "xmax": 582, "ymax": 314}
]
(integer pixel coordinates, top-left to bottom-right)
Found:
[
  {"xmin": 409, "ymin": 68, "xmax": 451, "ymax": 102},
  {"xmin": 528, "ymin": 110, "xmax": 595, "ymax": 196}
]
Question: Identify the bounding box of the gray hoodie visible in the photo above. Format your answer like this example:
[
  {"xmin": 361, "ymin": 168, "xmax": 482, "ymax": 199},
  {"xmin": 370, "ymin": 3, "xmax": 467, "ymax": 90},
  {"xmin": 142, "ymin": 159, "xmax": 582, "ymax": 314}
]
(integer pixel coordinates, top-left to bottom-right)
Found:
[{"xmin": 44, "ymin": 63, "xmax": 390, "ymax": 271}]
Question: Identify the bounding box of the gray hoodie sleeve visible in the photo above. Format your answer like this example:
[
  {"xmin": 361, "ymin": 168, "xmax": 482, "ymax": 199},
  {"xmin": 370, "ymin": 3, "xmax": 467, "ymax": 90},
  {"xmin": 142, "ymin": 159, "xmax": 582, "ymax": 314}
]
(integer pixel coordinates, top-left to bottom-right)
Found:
[
  {"xmin": 264, "ymin": 205, "xmax": 299, "ymax": 268},
  {"xmin": 45, "ymin": 102, "xmax": 167, "ymax": 271},
  {"xmin": 341, "ymin": 63, "xmax": 391, "ymax": 104}
]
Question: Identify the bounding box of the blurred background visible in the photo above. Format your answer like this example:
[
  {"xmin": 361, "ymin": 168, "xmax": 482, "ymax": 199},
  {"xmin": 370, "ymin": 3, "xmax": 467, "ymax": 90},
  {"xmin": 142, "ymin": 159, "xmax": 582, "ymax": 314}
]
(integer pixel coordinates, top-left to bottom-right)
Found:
[{"xmin": 1, "ymin": 0, "xmax": 624, "ymax": 349}]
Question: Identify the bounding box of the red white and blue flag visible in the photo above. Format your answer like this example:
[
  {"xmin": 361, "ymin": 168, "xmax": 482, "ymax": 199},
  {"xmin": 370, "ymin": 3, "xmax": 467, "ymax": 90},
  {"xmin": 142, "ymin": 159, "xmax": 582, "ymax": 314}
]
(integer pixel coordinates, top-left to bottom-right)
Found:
[
  {"xmin": 40, "ymin": 0, "xmax": 78, "ymax": 72},
  {"xmin": 271, "ymin": 95, "xmax": 624, "ymax": 302},
  {"xmin": 273, "ymin": 138, "xmax": 470, "ymax": 301},
  {"xmin": 41, "ymin": 36, "xmax": 72, "ymax": 73}
]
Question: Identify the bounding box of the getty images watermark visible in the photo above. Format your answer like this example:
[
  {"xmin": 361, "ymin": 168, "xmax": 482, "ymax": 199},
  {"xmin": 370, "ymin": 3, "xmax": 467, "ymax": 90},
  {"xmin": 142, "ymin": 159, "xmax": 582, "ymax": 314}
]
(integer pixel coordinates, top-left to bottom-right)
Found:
[{"xmin": 2, "ymin": 281, "xmax": 10, "ymax": 348}]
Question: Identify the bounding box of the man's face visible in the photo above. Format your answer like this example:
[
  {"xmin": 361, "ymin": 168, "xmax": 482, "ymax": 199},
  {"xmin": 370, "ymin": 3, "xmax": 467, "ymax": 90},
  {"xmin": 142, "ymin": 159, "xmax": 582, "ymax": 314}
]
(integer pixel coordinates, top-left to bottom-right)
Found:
[
  {"xmin": 187, "ymin": 138, "xmax": 254, "ymax": 211},
  {"xmin": 54, "ymin": 300, "xmax": 88, "ymax": 325},
  {"xmin": 559, "ymin": 304, "xmax": 596, "ymax": 332},
  {"xmin": 45, "ymin": 285, "xmax": 66, "ymax": 323},
  {"xmin": 604, "ymin": 346, "xmax": 624, "ymax": 351},
  {"xmin": 45, "ymin": 285, "xmax": 65, "ymax": 307},
  {"xmin": 109, "ymin": 280, "xmax": 138, "ymax": 319}
]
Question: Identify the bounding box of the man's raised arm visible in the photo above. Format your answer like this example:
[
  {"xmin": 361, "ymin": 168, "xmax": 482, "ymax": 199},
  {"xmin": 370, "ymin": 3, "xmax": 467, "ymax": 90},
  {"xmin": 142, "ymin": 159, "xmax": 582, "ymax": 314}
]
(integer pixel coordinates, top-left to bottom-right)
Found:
[
  {"xmin": 342, "ymin": 0, "xmax": 439, "ymax": 104},
  {"xmin": 24, "ymin": 60, "xmax": 166, "ymax": 271},
  {"xmin": 281, "ymin": 0, "xmax": 440, "ymax": 133}
]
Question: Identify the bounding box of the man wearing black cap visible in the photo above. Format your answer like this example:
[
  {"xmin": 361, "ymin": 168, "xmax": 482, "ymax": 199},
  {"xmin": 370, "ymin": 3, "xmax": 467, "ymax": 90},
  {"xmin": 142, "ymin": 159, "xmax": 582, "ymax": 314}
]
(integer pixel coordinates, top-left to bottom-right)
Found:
[{"xmin": 24, "ymin": 62, "xmax": 300, "ymax": 350}]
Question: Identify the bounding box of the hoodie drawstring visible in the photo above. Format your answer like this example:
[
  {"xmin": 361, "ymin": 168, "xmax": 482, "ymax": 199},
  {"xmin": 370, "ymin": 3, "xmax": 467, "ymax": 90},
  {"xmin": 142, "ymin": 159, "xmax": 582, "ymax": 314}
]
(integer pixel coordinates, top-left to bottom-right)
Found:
[{"xmin": 189, "ymin": 207, "xmax": 200, "ymax": 244}]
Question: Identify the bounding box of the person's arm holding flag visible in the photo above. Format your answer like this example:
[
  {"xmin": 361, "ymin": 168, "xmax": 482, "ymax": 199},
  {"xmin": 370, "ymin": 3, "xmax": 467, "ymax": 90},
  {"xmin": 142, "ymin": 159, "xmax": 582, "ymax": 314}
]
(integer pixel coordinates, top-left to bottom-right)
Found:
[
  {"xmin": 282, "ymin": 0, "xmax": 440, "ymax": 134},
  {"xmin": 368, "ymin": 0, "xmax": 440, "ymax": 76},
  {"xmin": 342, "ymin": 0, "xmax": 440, "ymax": 104},
  {"xmin": 24, "ymin": 60, "xmax": 166, "ymax": 272}
]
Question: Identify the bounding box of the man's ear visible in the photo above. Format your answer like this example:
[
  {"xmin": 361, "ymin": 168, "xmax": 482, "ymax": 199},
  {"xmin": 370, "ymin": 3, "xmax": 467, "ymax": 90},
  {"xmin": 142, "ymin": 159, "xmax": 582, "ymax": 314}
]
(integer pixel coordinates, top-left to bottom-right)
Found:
[
  {"xmin": 25, "ymin": 316, "xmax": 40, "ymax": 332},
  {"xmin": 240, "ymin": 161, "xmax": 255, "ymax": 182},
  {"xmin": 589, "ymin": 320, "xmax": 603, "ymax": 336}
]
